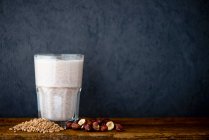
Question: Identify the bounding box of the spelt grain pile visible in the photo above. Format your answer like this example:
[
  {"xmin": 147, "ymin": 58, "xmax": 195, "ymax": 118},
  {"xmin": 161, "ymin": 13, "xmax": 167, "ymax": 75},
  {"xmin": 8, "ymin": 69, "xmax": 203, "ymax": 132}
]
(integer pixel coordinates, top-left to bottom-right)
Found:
[{"xmin": 9, "ymin": 118, "xmax": 64, "ymax": 133}]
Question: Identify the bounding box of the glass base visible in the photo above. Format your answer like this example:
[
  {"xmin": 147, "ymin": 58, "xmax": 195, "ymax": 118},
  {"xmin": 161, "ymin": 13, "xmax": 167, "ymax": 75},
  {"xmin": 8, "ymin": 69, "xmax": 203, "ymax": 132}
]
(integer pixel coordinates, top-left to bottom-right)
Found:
[
  {"xmin": 54, "ymin": 121, "xmax": 68, "ymax": 129},
  {"xmin": 38, "ymin": 111, "xmax": 79, "ymax": 129}
]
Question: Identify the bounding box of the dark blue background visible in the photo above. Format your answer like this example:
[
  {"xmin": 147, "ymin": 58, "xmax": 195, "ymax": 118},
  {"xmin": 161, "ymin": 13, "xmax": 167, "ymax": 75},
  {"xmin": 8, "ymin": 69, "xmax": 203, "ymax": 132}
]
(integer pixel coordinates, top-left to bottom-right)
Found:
[{"xmin": 0, "ymin": 0, "xmax": 209, "ymax": 117}]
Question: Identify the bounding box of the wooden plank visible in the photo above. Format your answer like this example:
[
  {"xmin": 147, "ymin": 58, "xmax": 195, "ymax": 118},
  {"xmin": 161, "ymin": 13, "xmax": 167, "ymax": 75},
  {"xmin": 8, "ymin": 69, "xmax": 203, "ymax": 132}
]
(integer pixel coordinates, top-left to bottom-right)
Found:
[{"xmin": 0, "ymin": 118, "xmax": 208, "ymax": 140}]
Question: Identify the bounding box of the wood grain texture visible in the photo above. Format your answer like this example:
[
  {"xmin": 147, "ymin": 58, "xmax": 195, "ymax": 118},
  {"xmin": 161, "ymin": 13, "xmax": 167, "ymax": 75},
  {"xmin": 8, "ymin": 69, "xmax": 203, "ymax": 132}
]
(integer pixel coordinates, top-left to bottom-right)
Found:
[{"xmin": 0, "ymin": 118, "xmax": 209, "ymax": 139}]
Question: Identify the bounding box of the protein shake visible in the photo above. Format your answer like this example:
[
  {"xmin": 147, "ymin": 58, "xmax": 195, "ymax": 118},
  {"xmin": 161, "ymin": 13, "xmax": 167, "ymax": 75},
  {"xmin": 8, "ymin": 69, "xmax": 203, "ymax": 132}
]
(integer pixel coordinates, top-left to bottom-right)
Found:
[{"xmin": 34, "ymin": 54, "xmax": 84, "ymax": 122}]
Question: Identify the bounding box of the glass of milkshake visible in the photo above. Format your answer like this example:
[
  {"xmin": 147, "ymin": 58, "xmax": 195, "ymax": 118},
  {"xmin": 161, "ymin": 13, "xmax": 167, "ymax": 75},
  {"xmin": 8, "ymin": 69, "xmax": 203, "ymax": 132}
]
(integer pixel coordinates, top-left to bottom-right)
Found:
[{"xmin": 34, "ymin": 54, "xmax": 84, "ymax": 127}]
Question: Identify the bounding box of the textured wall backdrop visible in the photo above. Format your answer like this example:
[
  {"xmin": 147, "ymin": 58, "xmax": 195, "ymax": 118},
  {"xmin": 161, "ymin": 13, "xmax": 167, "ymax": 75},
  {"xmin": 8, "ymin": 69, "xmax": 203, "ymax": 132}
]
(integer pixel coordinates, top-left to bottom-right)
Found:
[{"xmin": 0, "ymin": 0, "xmax": 209, "ymax": 117}]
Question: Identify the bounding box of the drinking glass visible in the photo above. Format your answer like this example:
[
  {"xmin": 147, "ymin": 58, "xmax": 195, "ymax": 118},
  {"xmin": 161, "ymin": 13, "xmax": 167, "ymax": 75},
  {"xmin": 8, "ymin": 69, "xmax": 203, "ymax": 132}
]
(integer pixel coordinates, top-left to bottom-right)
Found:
[{"xmin": 34, "ymin": 54, "xmax": 84, "ymax": 127}]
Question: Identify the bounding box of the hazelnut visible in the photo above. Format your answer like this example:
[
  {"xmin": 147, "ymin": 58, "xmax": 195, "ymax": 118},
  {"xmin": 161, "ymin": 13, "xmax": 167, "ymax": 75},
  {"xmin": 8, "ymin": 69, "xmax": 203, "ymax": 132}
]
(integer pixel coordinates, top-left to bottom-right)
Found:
[
  {"xmin": 106, "ymin": 121, "xmax": 114, "ymax": 131},
  {"xmin": 96, "ymin": 119, "xmax": 103, "ymax": 125},
  {"xmin": 71, "ymin": 122, "xmax": 81, "ymax": 130},
  {"xmin": 91, "ymin": 119, "xmax": 97, "ymax": 122},
  {"xmin": 66, "ymin": 121, "xmax": 73, "ymax": 129},
  {"xmin": 78, "ymin": 119, "xmax": 86, "ymax": 126},
  {"xmin": 115, "ymin": 124, "xmax": 124, "ymax": 131},
  {"xmin": 100, "ymin": 125, "xmax": 108, "ymax": 132},
  {"xmin": 86, "ymin": 120, "xmax": 93, "ymax": 125},
  {"xmin": 84, "ymin": 124, "xmax": 92, "ymax": 131},
  {"xmin": 97, "ymin": 118, "xmax": 109, "ymax": 125},
  {"xmin": 92, "ymin": 122, "xmax": 100, "ymax": 131},
  {"xmin": 81, "ymin": 125, "xmax": 85, "ymax": 130}
]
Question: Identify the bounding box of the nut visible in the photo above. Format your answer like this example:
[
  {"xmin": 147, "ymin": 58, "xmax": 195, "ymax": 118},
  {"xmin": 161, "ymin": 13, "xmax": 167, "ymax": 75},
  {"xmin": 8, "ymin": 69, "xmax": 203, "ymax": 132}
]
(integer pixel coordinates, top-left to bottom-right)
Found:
[
  {"xmin": 96, "ymin": 118, "xmax": 103, "ymax": 125},
  {"xmin": 100, "ymin": 125, "xmax": 108, "ymax": 132},
  {"xmin": 106, "ymin": 121, "xmax": 114, "ymax": 131},
  {"xmin": 71, "ymin": 122, "xmax": 81, "ymax": 130},
  {"xmin": 97, "ymin": 118, "xmax": 109, "ymax": 125},
  {"xmin": 115, "ymin": 124, "xmax": 124, "ymax": 131},
  {"xmin": 86, "ymin": 120, "xmax": 92, "ymax": 125},
  {"xmin": 92, "ymin": 122, "xmax": 100, "ymax": 131},
  {"xmin": 84, "ymin": 124, "xmax": 92, "ymax": 131},
  {"xmin": 81, "ymin": 125, "xmax": 85, "ymax": 130},
  {"xmin": 66, "ymin": 121, "xmax": 73, "ymax": 129},
  {"xmin": 78, "ymin": 119, "xmax": 86, "ymax": 126}
]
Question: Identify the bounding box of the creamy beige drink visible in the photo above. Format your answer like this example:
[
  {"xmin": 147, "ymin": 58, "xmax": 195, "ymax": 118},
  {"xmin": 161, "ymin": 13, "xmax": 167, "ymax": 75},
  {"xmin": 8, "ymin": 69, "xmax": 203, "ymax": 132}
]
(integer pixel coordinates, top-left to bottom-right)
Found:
[{"xmin": 34, "ymin": 54, "xmax": 84, "ymax": 122}]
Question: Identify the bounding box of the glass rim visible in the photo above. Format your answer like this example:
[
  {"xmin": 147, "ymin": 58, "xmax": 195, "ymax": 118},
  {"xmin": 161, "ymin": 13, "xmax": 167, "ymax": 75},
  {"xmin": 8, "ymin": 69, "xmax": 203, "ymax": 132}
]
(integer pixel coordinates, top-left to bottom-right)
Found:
[{"xmin": 34, "ymin": 54, "xmax": 84, "ymax": 60}]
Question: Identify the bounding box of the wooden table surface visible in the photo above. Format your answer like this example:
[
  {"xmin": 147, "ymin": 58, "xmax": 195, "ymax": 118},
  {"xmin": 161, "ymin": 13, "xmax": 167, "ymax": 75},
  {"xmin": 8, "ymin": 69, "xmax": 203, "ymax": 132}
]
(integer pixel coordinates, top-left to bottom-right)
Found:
[{"xmin": 0, "ymin": 118, "xmax": 209, "ymax": 139}]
